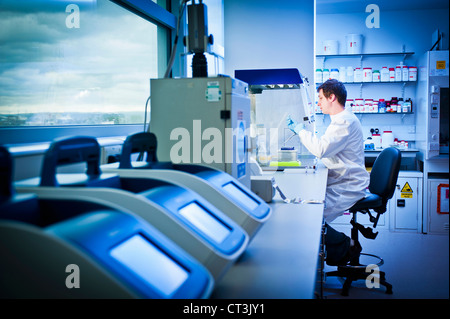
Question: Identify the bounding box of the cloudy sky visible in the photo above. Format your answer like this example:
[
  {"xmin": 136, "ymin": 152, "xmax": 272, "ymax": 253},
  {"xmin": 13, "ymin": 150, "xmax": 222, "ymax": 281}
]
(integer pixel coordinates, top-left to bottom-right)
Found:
[{"xmin": 0, "ymin": 0, "xmax": 159, "ymax": 115}]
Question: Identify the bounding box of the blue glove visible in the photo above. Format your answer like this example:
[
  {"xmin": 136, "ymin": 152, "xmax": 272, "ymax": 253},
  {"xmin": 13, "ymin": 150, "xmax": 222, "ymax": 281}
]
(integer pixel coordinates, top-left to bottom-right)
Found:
[{"xmin": 286, "ymin": 115, "xmax": 304, "ymax": 134}]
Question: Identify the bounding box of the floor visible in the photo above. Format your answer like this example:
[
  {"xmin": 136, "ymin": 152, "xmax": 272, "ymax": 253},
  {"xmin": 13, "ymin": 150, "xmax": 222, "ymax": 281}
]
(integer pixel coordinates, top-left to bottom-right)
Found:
[{"xmin": 320, "ymin": 225, "xmax": 449, "ymax": 299}]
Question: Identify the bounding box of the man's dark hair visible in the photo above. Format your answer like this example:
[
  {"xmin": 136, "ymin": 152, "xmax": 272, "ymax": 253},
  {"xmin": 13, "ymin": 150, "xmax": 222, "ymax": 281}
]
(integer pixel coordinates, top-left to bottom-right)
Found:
[{"xmin": 317, "ymin": 79, "xmax": 347, "ymax": 106}]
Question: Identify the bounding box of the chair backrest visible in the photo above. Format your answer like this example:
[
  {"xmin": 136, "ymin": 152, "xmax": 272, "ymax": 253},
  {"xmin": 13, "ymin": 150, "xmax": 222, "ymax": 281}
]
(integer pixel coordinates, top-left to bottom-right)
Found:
[{"xmin": 368, "ymin": 147, "xmax": 401, "ymax": 201}]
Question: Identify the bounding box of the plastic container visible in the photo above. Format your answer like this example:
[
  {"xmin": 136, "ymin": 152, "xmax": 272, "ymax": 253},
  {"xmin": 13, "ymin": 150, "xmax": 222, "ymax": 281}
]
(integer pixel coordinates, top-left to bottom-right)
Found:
[
  {"xmin": 346, "ymin": 66, "xmax": 354, "ymax": 82},
  {"xmin": 323, "ymin": 40, "xmax": 339, "ymax": 55},
  {"xmin": 315, "ymin": 69, "xmax": 323, "ymax": 83},
  {"xmin": 278, "ymin": 149, "xmax": 298, "ymax": 162},
  {"xmin": 330, "ymin": 68, "xmax": 339, "ymax": 80},
  {"xmin": 364, "ymin": 99, "xmax": 373, "ymax": 113},
  {"xmin": 378, "ymin": 99, "xmax": 386, "ymax": 113},
  {"xmin": 395, "ymin": 66, "xmax": 402, "ymax": 81},
  {"xmin": 339, "ymin": 67, "xmax": 347, "ymax": 82},
  {"xmin": 409, "ymin": 66, "xmax": 417, "ymax": 81},
  {"xmin": 322, "ymin": 69, "xmax": 330, "ymax": 81},
  {"xmin": 382, "ymin": 131, "xmax": 394, "ymax": 149},
  {"xmin": 363, "ymin": 67, "xmax": 372, "ymax": 82},
  {"xmin": 354, "ymin": 68, "xmax": 363, "ymax": 82},
  {"xmin": 402, "ymin": 66, "xmax": 409, "ymax": 81},
  {"xmin": 372, "ymin": 70, "xmax": 380, "ymax": 82},
  {"xmin": 372, "ymin": 134, "xmax": 382, "ymax": 149},
  {"xmin": 372, "ymin": 100, "xmax": 377, "ymax": 113},
  {"xmin": 389, "ymin": 68, "xmax": 395, "ymax": 82},
  {"xmin": 355, "ymin": 98, "xmax": 364, "ymax": 113},
  {"xmin": 345, "ymin": 34, "xmax": 363, "ymax": 54},
  {"xmin": 397, "ymin": 98, "xmax": 404, "ymax": 113},
  {"xmin": 381, "ymin": 67, "xmax": 389, "ymax": 82}
]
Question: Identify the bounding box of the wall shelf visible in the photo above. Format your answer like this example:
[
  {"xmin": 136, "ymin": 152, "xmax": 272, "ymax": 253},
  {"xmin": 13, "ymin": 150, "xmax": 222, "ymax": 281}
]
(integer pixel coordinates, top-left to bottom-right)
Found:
[
  {"xmin": 315, "ymin": 111, "xmax": 414, "ymax": 123},
  {"xmin": 315, "ymin": 81, "xmax": 416, "ymax": 97},
  {"xmin": 315, "ymin": 112, "xmax": 414, "ymax": 115},
  {"xmin": 316, "ymin": 52, "xmax": 415, "ymax": 57},
  {"xmin": 315, "ymin": 52, "xmax": 416, "ymax": 77},
  {"xmin": 316, "ymin": 52, "xmax": 415, "ymax": 63}
]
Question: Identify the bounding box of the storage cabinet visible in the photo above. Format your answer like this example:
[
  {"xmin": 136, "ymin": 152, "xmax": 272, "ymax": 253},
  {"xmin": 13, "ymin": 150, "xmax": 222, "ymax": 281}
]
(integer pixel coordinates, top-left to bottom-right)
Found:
[
  {"xmin": 389, "ymin": 171, "xmax": 423, "ymax": 232},
  {"xmin": 427, "ymin": 178, "xmax": 449, "ymax": 234},
  {"xmin": 330, "ymin": 171, "xmax": 423, "ymax": 233}
]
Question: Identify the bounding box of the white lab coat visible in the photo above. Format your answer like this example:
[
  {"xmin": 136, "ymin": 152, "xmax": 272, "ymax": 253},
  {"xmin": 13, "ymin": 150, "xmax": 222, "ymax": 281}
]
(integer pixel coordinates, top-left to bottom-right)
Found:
[{"xmin": 298, "ymin": 108, "xmax": 369, "ymax": 222}]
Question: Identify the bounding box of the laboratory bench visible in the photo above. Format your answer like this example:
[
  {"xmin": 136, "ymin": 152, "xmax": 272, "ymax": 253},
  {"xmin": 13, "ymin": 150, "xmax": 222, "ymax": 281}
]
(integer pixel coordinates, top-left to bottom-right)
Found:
[
  {"xmin": 364, "ymin": 148, "xmax": 419, "ymax": 158},
  {"xmin": 365, "ymin": 148, "xmax": 419, "ymax": 171},
  {"xmin": 211, "ymin": 166, "xmax": 328, "ymax": 299}
]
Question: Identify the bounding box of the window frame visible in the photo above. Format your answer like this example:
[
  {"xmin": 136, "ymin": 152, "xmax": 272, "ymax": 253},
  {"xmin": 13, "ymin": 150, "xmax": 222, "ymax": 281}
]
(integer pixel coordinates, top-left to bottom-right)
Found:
[{"xmin": 0, "ymin": 0, "xmax": 177, "ymax": 145}]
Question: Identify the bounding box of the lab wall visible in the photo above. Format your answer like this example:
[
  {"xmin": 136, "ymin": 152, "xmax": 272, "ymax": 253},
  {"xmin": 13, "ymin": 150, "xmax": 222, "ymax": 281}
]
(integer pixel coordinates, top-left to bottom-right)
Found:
[
  {"xmin": 223, "ymin": 0, "xmax": 314, "ymax": 87},
  {"xmin": 315, "ymin": 8, "xmax": 449, "ymax": 143}
]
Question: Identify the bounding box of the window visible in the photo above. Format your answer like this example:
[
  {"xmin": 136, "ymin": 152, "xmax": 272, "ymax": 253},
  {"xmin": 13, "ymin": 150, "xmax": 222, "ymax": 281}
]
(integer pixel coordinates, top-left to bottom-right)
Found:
[{"xmin": 0, "ymin": 0, "xmax": 169, "ymax": 127}]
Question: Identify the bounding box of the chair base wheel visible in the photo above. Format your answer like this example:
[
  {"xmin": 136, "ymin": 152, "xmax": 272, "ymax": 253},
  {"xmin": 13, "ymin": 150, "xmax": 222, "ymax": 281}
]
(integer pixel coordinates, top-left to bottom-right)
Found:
[{"xmin": 326, "ymin": 253, "xmax": 393, "ymax": 296}]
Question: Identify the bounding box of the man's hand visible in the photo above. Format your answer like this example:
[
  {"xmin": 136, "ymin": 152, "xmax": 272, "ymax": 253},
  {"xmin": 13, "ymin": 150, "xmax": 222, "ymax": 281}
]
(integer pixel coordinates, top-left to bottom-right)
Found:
[{"xmin": 286, "ymin": 115, "xmax": 305, "ymax": 134}]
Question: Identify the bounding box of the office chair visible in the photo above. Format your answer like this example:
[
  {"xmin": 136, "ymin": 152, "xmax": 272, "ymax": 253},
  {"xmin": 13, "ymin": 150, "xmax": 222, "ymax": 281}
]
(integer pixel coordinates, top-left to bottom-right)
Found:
[{"xmin": 326, "ymin": 147, "xmax": 401, "ymax": 296}]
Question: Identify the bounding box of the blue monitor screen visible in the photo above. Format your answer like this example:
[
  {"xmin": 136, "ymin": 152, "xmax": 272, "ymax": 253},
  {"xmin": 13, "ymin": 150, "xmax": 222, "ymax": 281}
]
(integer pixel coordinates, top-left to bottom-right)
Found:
[
  {"xmin": 222, "ymin": 182, "xmax": 259, "ymax": 211},
  {"xmin": 179, "ymin": 202, "xmax": 231, "ymax": 244},
  {"xmin": 110, "ymin": 234, "xmax": 189, "ymax": 297}
]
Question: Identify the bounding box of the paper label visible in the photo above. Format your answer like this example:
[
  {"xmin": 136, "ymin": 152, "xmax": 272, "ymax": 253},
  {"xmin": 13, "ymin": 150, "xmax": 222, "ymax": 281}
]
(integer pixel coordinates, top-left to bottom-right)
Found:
[{"xmin": 205, "ymin": 81, "xmax": 221, "ymax": 102}]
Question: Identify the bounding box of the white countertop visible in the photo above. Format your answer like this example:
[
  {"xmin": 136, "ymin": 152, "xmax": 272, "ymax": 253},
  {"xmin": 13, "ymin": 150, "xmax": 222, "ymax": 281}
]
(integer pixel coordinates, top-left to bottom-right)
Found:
[{"xmin": 212, "ymin": 166, "xmax": 328, "ymax": 299}]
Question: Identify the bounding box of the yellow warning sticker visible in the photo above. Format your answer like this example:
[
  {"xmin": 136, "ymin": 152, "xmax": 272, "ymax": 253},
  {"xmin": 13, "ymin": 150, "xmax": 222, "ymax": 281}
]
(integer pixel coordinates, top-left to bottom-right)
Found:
[
  {"xmin": 436, "ymin": 60, "xmax": 446, "ymax": 70},
  {"xmin": 401, "ymin": 182, "xmax": 413, "ymax": 193},
  {"xmin": 401, "ymin": 193, "xmax": 413, "ymax": 199}
]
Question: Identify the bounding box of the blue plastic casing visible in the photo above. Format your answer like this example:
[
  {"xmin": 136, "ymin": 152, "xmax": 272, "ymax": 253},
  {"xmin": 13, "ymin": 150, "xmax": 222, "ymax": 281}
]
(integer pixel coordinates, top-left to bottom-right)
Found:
[
  {"xmin": 139, "ymin": 185, "xmax": 247, "ymax": 255},
  {"xmin": 110, "ymin": 132, "xmax": 270, "ymax": 222},
  {"xmin": 194, "ymin": 170, "xmax": 271, "ymax": 220},
  {"xmin": 45, "ymin": 211, "xmax": 213, "ymax": 299}
]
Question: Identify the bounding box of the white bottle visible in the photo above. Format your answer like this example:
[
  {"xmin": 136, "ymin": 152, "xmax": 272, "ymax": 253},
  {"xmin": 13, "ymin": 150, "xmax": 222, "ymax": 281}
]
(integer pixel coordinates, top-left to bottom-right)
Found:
[
  {"xmin": 363, "ymin": 68, "xmax": 372, "ymax": 82},
  {"xmin": 330, "ymin": 68, "xmax": 339, "ymax": 80},
  {"xmin": 355, "ymin": 98, "xmax": 364, "ymax": 112},
  {"xmin": 315, "ymin": 69, "xmax": 323, "ymax": 83},
  {"xmin": 409, "ymin": 67, "xmax": 417, "ymax": 81},
  {"xmin": 322, "ymin": 69, "xmax": 330, "ymax": 81},
  {"xmin": 346, "ymin": 66, "xmax": 354, "ymax": 83},
  {"xmin": 381, "ymin": 67, "xmax": 389, "ymax": 82},
  {"xmin": 395, "ymin": 66, "xmax": 402, "ymax": 81},
  {"xmin": 402, "ymin": 66, "xmax": 409, "ymax": 81},
  {"xmin": 373, "ymin": 100, "xmax": 379, "ymax": 113},
  {"xmin": 339, "ymin": 66, "xmax": 347, "ymax": 82},
  {"xmin": 389, "ymin": 68, "xmax": 395, "ymax": 82},
  {"xmin": 372, "ymin": 70, "xmax": 380, "ymax": 82},
  {"xmin": 382, "ymin": 131, "xmax": 394, "ymax": 149},
  {"xmin": 354, "ymin": 68, "xmax": 363, "ymax": 82}
]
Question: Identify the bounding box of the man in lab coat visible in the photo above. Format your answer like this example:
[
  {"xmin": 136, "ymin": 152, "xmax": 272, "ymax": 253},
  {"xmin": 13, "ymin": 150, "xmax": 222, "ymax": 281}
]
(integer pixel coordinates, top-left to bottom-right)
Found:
[{"xmin": 287, "ymin": 79, "xmax": 369, "ymax": 265}]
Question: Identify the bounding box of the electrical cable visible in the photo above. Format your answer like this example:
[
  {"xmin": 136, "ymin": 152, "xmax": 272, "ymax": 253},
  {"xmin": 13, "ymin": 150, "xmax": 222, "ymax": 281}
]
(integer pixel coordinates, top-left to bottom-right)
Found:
[
  {"xmin": 143, "ymin": 95, "xmax": 151, "ymax": 132},
  {"xmin": 430, "ymin": 32, "xmax": 442, "ymax": 51},
  {"xmin": 164, "ymin": 0, "xmax": 189, "ymax": 78},
  {"xmin": 144, "ymin": 0, "xmax": 189, "ymax": 136}
]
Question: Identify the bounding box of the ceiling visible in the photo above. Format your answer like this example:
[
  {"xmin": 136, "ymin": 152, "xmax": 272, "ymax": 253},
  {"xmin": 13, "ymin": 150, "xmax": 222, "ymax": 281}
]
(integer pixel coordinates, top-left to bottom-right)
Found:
[{"xmin": 316, "ymin": 0, "xmax": 450, "ymax": 14}]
